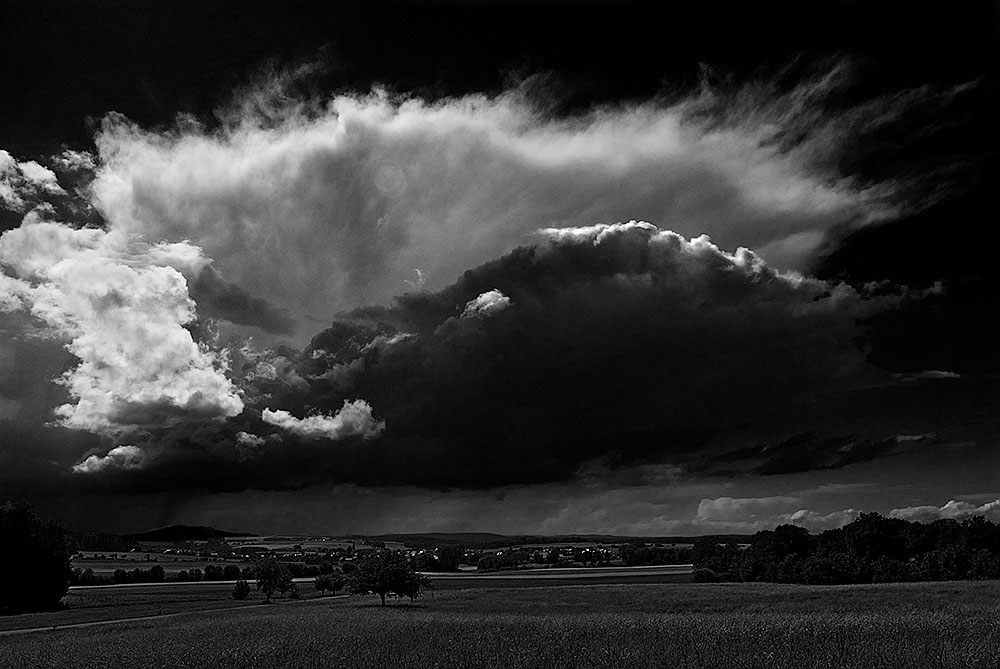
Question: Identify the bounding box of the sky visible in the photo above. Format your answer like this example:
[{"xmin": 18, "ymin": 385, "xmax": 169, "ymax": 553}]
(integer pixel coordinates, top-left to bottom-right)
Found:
[{"xmin": 0, "ymin": 0, "xmax": 997, "ymax": 535}]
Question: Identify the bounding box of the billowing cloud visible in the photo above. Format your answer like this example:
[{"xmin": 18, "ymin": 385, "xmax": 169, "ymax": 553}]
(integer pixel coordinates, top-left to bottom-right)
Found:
[
  {"xmin": 262, "ymin": 400, "xmax": 384, "ymax": 440},
  {"xmin": 84, "ymin": 61, "xmax": 957, "ymax": 330},
  {"xmin": 72, "ymin": 444, "xmax": 145, "ymax": 474},
  {"xmin": 211, "ymin": 221, "xmax": 916, "ymax": 489},
  {"xmin": 889, "ymin": 499, "xmax": 1000, "ymax": 523},
  {"xmin": 51, "ymin": 149, "xmax": 97, "ymax": 174},
  {"xmin": 236, "ymin": 431, "xmax": 265, "ymax": 447},
  {"xmin": 0, "ymin": 150, "xmax": 65, "ymax": 212},
  {"xmin": 0, "ymin": 218, "xmax": 243, "ymax": 434},
  {"xmin": 461, "ymin": 289, "xmax": 510, "ymax": 319},
  {"xmin": 0, "ymin": 61, "xmax": 986, "ymax": 503}
]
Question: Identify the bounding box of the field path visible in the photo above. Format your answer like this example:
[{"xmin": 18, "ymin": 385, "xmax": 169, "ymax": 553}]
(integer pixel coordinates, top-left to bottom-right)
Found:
[{"xmin": 0, "ymin": 594, "xmax": 348, "ymax": 637}]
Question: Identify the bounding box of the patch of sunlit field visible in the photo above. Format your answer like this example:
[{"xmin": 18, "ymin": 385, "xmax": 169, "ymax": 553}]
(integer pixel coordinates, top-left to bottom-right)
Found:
[{"xmin": 3, "ymin": 582, "xmax": 1000, "ymax": 668}]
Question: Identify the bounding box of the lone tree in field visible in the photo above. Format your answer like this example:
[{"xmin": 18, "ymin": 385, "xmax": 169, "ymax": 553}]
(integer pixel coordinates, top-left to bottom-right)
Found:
[
  {"xmin": 254, "ymin": 555, "xmax": 292, "ymax": 603},
  {"xmin": 0, "ymin": 501, "xmax": 71, "ymax": 613},
  {"xmin": 346, "ymin": 550, "xmax": 430, "ymax": 606}
]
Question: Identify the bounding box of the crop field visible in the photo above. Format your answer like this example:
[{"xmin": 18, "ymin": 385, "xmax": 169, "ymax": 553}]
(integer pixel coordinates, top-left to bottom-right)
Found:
[
  {"xmin": 427, "ymin": 565, "xmax": 692, "ymax": 590},
  {"xmin": 3, "ymin": 581, "xmax": 1000, "ymax": 668}
]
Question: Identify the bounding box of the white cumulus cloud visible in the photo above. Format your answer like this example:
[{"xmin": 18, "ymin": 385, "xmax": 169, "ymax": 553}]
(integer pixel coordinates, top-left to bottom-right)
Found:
[
  {"xmin": 889, "ymin": 499, "xmax": 1000, "ymax": 523},
  {"xmin": 72, "ymin": 444, "xmax": 146, "ymax": 473},
  {"xmin": 461, "ymin": 289, "xmax": 511, "ymax": 319},
  {"xmin": 262, "ymin": 399, "xmax": 385, "ymax": 440},
  {"xmin": 236, "ymin": 431, "xmax": 265, "ymax": 447},
  {"xmin": 0, "ymin": 149, "xmax": 66, "ymax": 212},
  {"xmin": 0, "ymin": 218, "xmax": 244, "ymax": 434},
  {"xmin": 51, "ymin": 149, "xmax": 97, "ymax": 174}
]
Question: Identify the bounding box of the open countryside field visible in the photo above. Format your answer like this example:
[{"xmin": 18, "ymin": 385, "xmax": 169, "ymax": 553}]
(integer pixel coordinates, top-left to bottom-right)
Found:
[
  {"xmin": 0, "ymin": 582, "xmax": 277, "ymax": 632},
  {"xmin": 3, "ymin": 581, "xmax": 1000, "ymax": 668},
  {"xmin": 0, "ymin": 566, "xmax": 691, "ymax": 632}
]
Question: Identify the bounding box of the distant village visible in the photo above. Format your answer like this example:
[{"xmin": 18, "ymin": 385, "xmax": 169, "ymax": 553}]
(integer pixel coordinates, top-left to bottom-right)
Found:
[{"xmin": 68, "ymin": 532, "xmax": 697, "ymax": 585}]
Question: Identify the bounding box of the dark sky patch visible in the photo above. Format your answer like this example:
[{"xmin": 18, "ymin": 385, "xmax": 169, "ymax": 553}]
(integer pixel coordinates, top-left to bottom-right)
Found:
[{"xmin": 190, "ymin": 265, "xmax": 298, "ymax": 336}]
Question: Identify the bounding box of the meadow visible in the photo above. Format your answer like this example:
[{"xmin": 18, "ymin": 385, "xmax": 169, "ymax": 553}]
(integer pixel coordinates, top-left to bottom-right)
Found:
[{"xmin": 2, "ymin": 581, "xmax": 1000, "ymax": 668}]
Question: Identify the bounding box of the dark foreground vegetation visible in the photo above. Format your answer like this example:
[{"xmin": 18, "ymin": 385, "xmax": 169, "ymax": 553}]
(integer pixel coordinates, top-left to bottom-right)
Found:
[
  {"xmin": 693, "ymin": 512, "xmax": 1000, "ymax": 584},
  {"xmin": 0, "ymin": 501, "xmax": 70, "ymax": 614},
  {"xmin": 3, "ymin": 582, "xmax": 999, "ymax": 668}
]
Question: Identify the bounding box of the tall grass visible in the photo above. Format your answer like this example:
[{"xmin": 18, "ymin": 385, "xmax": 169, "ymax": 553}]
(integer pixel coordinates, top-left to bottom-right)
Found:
[{"xmin": 3, "ymin": 582, "xmax": 999, "ymax": 668}]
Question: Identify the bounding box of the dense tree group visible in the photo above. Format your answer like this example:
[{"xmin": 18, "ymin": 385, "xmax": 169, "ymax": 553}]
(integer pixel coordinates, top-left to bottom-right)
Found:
[
  {"xmin": 0, "ymin": 501, "xmax": 72, "ymax": 613},
  {"xmin": 313, "ymin": 573, "xmax": 344, "ymax": 595},
  {"xmin": 693, "ymin": 513, "xmax": 1000, "ymax": 584},
  {"xmin": 620, "ymin": 543, "xmax": 692, "ymax": 567},
  {"xmin": 412, "ymin": 545, "xmax": 463, "ymax": 572},
  {"xmin": 347, "ymin": 550, "xmax": 429, "ymax": 606}
]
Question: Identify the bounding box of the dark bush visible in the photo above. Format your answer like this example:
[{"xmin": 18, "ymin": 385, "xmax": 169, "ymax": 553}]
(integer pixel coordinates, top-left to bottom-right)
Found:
[{"xmin": 231, "ymin": 578, "xmax": 252, "ymax": 600}]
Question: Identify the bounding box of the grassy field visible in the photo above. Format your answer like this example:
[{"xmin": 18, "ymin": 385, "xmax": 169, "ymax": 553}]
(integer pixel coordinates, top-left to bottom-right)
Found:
[
  {"xmin": 0, "ymin": 569, "xmax": 690, "ymax": 631},
  {"xmin": 3, "ymin": 581, "xmax": 1000, "ymax": 667}
]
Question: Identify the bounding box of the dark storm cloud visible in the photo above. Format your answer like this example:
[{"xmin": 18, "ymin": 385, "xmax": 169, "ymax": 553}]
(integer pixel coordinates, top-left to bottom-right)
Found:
[
  {"xmin": 189, "ymin": 265, "xmax": 297, "ymax": 335},
  {"xmin": 62, "ymin": 221, "xmax": 939, "ymax": 493},
  {"xmin": 703, "ymin": 432, "xmax": 927, "ymax": 477},
  {"xmin": 814, "ymin": 161, "xmax": 1000, "ymax": 376},
  {"xmin": 0, "ymin": 43, "xmax": 991, "ymax": 503}
]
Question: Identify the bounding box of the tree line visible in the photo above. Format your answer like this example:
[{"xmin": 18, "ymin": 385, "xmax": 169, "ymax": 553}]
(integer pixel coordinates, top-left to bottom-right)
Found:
[
  {"xmin": 70, "ymin": 560, "xmax": 342, "ymax": 586},
  {"xmin": 692, "ymin": 512, "xmax": 1000, "ymax": 584}
]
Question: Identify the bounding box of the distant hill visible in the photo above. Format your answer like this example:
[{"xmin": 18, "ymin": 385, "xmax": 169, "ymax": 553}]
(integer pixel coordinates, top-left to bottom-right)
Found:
[
  {"xmin": 66, "ymin": 529, "xmax": 140, "ymax": 553},
  {"xmin": 356, "ymin": 532, "xmax": 751, "ymax": 549},
  {"xmin": 358, "ymin": 532, "xmax": 513, "ymax": 547},
  {"xmin": 124, "ymin": 525, "xmax": 258, "ymax": 542}
]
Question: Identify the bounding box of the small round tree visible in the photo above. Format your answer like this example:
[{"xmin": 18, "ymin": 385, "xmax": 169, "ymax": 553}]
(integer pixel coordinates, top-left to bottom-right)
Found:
[
  {"xmin": 346, "ymin": 549, "xmax": 429, "ymax": 606},
  {"xmin": 231, "ymin": 578, "xmax": 252, "ymax": 600},
  {"xmin": 254, "ymin": 555, "xmax": 292, "ymax": 603}
]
